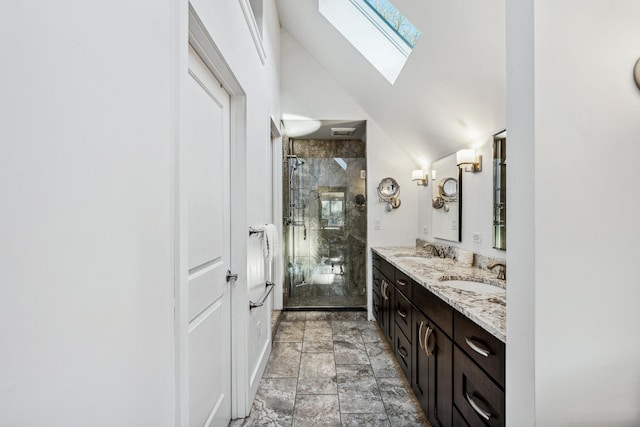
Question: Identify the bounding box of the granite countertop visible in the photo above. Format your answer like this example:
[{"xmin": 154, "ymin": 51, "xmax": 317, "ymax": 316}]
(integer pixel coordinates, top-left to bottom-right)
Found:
[{"xmin": 372, "ymin": 246, "xmax": 506, "ymax": 343}]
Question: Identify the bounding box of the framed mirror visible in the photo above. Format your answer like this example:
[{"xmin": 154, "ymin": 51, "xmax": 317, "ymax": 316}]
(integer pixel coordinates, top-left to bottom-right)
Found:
[
  {"xmin": 493, "ymin": 130, "xmax": 506, "ymax": 250},
  {"xmin": 431, "ymin": 153, "xmax": 462, "ymax": 242}
]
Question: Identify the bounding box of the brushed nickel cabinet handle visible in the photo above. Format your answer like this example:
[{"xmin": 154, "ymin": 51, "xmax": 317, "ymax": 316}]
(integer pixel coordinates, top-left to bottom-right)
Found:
[
  {"xmin": 424, "ymin": 327, "xmax": 434, "ymax": 357},
  {"xmin": 398, "ymin": 346, "xmax": 408, "ymax": 358},
  {"xmin": 465, "ymin": 392, "xmax": 492, "ymax": 421},
  {"xmin": 396, "ymin": 309, "xmax": 407, "ymax": 319},
  {"xmin": 381, "ymin": 280, "xmax": 388, "ymax": 300},
  {"xmin": 465, "ymin": 337, "xmax": 491, "ymax": 357},
  {"xmin": 418, "ymin": 321, "xmax": 425, "ymax": 350},
  {"xmin": 396, "ymin": 279, "xmax": 407, "ymax": 287}
]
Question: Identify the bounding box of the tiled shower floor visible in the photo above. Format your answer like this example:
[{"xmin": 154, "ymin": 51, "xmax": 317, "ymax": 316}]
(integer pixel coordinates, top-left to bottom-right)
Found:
[{"xmin": 231, "ymin": 311, "xmax": 429, "ymax": 427}]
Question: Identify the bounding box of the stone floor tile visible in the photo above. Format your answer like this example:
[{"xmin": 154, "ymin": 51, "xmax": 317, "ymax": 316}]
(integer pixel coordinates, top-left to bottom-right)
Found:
[
  {"xmin": 302, "ymin": 341, "xmax": 334, "ymax": 353},
  {"xmin": 355, "ymin": 311, "xmax": 369, "ymax": 321},
  {"xmin": 358, "ymin": 321, "xmax": 385, "ymax": 343},
  {"xmin": 331, "ymin": 311, "xmax": 358, "ymax": 321},
  {"xmin": 335, "ymin": 364, "xmax": 374, "ymax": 378},
  {"xmin": 241, "ymin": 377, "xmax": 297, "ymax": 426},
  {"xmin": 303, "ymin": 320, "xmax": 333, "ymax": 342},
  {"xmin": 292, "ymin": 394, "xmax": 341, "ymax": 427},
  {"xmin": 333, "ymin": 339, "xmax": 370, "ymax": 365},
  {"xmin": 365, "ymin": 341, "xmax": 403, "ymax": 379},
  {"xmin": 282, "ymin": 311, "xmax": 307, "ymax": 321},
  {"xmin": 377, "ymin": 377, "xmax": 429, "ymax": 427},
  {"xmin": 299, "ymin": 352, "xmax": 336, "ymax": 378},
  {"xmin": 305, "ymin": 311, "xmax": 333, "ymax": 321},
  {"xmin": 338, "ymin": 388, "xmax": 386, "ymax": 414},
  {"xmin": 263, "ymin": 342, "xmax": 302, "ymax": 378},
  {"xmin": 332, "ymin": 320, "xmax": 361, "ymax": 337},
  {"xmin": 274, "ymin": 321, "xmax": 305, "ymax": 342},
  {"xmin": 297, "ymin": 375, "xmax": 337, "ymax": 395},
  {"xmin": 341, "ymin": 413, "xmax": 391, "ymax": 427}
]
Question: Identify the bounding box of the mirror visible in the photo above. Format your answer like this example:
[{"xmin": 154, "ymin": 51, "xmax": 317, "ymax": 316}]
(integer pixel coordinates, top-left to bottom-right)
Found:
[
  {"xmin": 431, "ymin": 153, "xmax": 462, "ymax": 242},
  {"xmin": 439, "ymin": 177, "xmax": 458, "ymax": 199},
  {"xmin": 493, "ymin": 130, "xmax": 506, "ymax": 250},
  {"xmin": 377, "ymin": 177, "xmax": 401, "ymax": 211},
  {"xmin": 377, "ymin": 177, "xmax": 400, "ymax": 199}
]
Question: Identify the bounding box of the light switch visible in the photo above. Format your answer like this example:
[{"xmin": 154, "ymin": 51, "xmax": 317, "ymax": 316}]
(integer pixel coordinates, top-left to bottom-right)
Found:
[
  {"xmin": 374, "ymin": 220, "xmax": 380, "ymax": 230},
  {"xmin": 472, "ymin": 232, "xmax": 481, "ymax": 243}
]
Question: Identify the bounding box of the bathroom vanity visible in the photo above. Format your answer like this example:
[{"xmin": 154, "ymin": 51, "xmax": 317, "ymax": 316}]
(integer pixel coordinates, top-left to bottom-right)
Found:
[{"xmin": 372, "ymin": 247, "xmax": 506, "ymax": 427}]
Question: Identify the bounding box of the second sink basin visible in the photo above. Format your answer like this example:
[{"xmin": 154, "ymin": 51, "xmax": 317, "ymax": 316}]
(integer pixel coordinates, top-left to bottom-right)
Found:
[{"xmin": 439, "ymin": 280, "xmax": 504, "ymax": 294}]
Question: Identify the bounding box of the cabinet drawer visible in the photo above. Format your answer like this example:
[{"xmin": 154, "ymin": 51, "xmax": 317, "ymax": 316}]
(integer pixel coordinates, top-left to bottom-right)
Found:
[
  {"xmin": 372, "ymin": 252, "xmax": 380, "ymax": 270},
  {"xmin": 394, "ymin": 323, "xmax": 411, "ymax": 378},
  {"xmin": 454, "ymin": 346, "xmax": 505, "ymax": 427},
  {"xmin": 379, "ymin": 257, "xmax": 395, "ymax": 283},
  {"xmin": 372, "ymin": 267, "xmax": 382, "ymax": 295},
  {"xmin": 395, "ymin": 268, "xmax": 413, "ymax": 299},
  {"xmin": 394, "ymin": 290, "xmax": 412, "ymax": 341},
  {"xmin": 454, "ymin": 311, "xmax": 505, "ymax": 388},
  {"xmin": 413, "ymin": 283, "xmax": 453, "ymax": 338}
]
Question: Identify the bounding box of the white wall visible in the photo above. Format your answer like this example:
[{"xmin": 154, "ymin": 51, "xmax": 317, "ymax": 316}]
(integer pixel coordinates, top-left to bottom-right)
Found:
[
  {"xmin": 508, "ymin": 1, "xmax": 640, "ymax": 425},
  {"xmin": 0, "ymin": 0, "xmax": 281, "ymax": 424},
  {"xmin": 280, "ymin": 29, "xmax": 419, "ymax": 320},
  {"xmin": 0, "ymin": 1, "xmax": 176, "ymax": 426}
]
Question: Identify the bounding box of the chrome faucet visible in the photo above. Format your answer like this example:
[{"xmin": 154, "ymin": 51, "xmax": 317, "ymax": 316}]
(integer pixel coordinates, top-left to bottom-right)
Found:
[
  {"xmin": 487, "ymin": 261, "xmax": 506, "ymax": 280},
  {"xmin": 422, "ymin": 243, "xmax": 443, "ymax": 258}
]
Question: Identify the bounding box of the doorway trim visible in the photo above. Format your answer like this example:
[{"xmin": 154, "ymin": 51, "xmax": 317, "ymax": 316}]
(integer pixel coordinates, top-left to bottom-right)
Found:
[{"xmin": 175, "ymin": 5, "xmax": 250, "ymax": 425}]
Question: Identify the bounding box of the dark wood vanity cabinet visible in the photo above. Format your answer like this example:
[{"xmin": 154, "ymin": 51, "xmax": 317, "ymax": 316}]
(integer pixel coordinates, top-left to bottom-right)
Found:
[{"xmin": 371, "ymin": 251, "xmax": 506, "ymax": 427}]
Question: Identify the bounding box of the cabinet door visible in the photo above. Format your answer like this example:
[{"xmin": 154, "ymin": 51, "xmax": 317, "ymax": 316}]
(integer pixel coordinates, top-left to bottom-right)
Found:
[
  {"xmin": 372, "ymin": 268, "xmax": 382, "ymax": 324},
  {"xmin": 380, "ymin": 277, "xmax": 395, "ymax": 345},
  {"xmin": 411, "ymin": 309, "xmax": 429, "ymax": 411},
  {"xmin": 427, "ymin": 319, "xmax": 453, "ymax": 426},
  {"xmin": 411, "ymin": 309, "xmax": 453, "ymax": 427}
]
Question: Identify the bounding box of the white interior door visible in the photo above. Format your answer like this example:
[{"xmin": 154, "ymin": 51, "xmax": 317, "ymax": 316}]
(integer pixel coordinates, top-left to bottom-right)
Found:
[{"xmin": 184, "ymin": 44, "xmax": 231, "ymax": 427}]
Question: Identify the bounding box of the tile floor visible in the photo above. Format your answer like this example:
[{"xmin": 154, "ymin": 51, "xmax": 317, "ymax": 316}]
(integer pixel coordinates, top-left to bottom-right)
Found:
[{"xmin": 230, "ymin": 311, "xmax": 429, "ymax": 427}]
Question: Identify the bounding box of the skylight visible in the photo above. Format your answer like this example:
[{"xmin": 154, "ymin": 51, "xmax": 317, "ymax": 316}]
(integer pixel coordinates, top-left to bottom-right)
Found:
[
  {"xmin": 319, "ymin": 0, "xmax": 421, "ymax": 84},
  {"xmin": 362, "ymin": 0, "xmax": 420, "ymax": 48}
]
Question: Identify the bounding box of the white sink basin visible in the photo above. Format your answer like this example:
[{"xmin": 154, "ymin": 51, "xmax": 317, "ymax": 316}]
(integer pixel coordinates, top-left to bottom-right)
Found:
[{"xmin": 440, "ymin": 280, "xmax": 503, "ymax": 294}]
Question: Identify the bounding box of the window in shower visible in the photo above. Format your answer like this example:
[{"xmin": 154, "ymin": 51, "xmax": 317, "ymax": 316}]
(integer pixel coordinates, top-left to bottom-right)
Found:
[{"xmin": 320, "ymin": 189, "xmax": 345, "ymax": 229}]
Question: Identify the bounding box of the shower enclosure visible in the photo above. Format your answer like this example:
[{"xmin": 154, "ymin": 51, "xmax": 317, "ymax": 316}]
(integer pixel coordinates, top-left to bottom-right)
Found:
[{"xmin": 283, "ymin": 137, "xmax": 367, "ymax": 308}]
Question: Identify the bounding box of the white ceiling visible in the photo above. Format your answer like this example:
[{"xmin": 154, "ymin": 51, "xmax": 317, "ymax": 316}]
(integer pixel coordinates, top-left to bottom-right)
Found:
[{"xmin": 276, "ymin": 0, "xmax": 506, "ymax": 164}]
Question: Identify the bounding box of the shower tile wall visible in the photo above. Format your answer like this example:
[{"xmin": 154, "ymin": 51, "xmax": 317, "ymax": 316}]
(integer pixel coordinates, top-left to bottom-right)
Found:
[{"xmin": 283, "ymin": 138, "xmax": 367, "ymax": 308}]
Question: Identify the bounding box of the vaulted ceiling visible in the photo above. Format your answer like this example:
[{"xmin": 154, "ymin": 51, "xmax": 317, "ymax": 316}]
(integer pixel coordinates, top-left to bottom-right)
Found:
[{"xmin": 276, "ymin": 0, "xmax": 506, "ymax": 163}]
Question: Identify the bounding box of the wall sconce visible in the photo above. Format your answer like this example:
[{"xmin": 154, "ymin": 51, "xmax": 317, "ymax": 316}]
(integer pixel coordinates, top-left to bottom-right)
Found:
[
  {"xmin": 411, "ymin": 169, "xmax": 428, "ymax": 186},
  {"xmin": 456, "ymin": 149, "xmax": 482, "ymax": 173}
]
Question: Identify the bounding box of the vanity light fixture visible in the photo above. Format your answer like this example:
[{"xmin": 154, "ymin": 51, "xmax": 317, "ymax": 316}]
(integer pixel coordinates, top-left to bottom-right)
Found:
[
  {"xmin": 411, "ymin": 169, "xmax": 428, "ymax": 186},
  {"xmin": 634, "ymin": 57, "xmax": 640, "ymax": 90},
  {"xmin": 456, "ymin": 149, "xmax": 482, "ymax": 173}
]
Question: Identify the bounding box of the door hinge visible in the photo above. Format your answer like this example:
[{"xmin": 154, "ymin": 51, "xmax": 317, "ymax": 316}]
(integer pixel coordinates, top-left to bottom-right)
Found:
[{"xmin": 226, "ymin": 270, "xmax": 238, "ymax": 283}]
